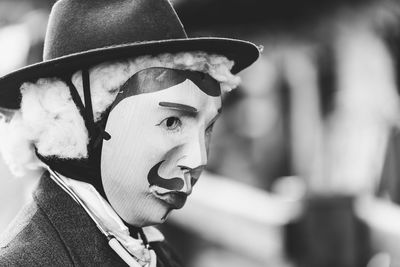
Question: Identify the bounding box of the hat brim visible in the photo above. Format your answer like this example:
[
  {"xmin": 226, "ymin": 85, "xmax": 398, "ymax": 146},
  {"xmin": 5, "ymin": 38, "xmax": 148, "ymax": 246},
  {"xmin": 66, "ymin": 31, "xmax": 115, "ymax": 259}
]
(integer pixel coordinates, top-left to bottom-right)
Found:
[{"xmin": 0, "ymin": 37, "xmax": 260, "ymax": 109}]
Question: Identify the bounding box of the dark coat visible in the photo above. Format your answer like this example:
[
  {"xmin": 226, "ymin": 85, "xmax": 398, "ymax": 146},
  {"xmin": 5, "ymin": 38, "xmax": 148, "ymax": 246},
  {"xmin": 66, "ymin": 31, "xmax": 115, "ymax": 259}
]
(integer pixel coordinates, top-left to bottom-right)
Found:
[{"xmin": 0, "ymin": 173, "xmax": 182, "ymax": 267}]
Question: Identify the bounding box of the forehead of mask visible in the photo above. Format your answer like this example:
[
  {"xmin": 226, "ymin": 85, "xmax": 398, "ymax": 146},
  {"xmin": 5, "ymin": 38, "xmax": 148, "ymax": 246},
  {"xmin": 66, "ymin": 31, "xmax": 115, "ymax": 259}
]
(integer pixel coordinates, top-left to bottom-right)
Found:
[
  {"xmin": 100, "ymin": 68, "xmax": 222, "ymax": 226},
  {"xmin": 110, "ymin": 67, "xmax": 221, "ymax": 111}
]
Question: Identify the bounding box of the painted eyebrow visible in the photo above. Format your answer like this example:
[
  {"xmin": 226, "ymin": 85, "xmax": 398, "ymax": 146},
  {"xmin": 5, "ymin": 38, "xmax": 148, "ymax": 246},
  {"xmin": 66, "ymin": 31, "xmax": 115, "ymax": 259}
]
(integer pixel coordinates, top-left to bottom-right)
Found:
[{"xmin": 159, "ymin": 102, "xmax": 198, "ymax": 114}]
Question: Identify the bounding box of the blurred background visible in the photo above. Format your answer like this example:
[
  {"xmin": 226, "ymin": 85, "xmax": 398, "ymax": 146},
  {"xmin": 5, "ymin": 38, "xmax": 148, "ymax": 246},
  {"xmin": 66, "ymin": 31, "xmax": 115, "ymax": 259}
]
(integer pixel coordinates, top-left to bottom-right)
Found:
[{"xmin": 1, "ymin": 0, "xmax": 400, "ymax": 266}]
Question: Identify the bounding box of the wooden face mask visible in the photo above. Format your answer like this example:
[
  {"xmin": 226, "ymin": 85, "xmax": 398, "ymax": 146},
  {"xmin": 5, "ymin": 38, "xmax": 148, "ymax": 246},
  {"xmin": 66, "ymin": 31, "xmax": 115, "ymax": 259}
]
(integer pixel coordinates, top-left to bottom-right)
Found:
[{"xmin": 101, "ymin": 68, "xmax": 222, "ymax": 226}]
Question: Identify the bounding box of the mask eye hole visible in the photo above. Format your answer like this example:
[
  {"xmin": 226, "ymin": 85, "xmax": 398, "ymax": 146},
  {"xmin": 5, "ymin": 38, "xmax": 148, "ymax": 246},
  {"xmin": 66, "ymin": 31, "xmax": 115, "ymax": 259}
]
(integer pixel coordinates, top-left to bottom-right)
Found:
[{"xmin": 158, "ymin": 116, "xmax": 182, "ymax": 131}]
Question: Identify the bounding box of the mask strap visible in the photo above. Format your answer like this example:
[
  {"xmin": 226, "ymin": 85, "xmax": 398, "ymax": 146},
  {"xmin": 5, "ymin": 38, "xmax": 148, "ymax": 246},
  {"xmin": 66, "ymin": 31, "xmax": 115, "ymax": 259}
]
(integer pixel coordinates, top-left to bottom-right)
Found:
[
  {"xmin": 82, "ymin": 69, "xmax": 95, "ymax": 140},
  {"xmin": 39, "ymin": 72, "xmax": 108, "ymax": 199},
  {"xmin": 82, "ymin": 69, "xmax": 111, "ymax": 147},
  {"xmin": 65, "ymin": 74, "xmax": 85, "ymax": 119},
  {"xmin": 66, "ymin": 69, "xmax": 110, "ymax": 148},
  {"xmin": 64, "ymin": 71, "xmax": 95, "ymax": 141}
]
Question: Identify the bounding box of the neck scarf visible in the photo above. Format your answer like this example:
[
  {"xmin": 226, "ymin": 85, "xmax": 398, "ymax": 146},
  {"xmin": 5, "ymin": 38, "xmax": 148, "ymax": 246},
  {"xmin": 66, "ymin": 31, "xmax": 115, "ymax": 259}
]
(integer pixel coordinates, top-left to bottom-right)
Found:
[{"xmin": 48, "ymin": 168, "xmax": 164, "ymax": 267}]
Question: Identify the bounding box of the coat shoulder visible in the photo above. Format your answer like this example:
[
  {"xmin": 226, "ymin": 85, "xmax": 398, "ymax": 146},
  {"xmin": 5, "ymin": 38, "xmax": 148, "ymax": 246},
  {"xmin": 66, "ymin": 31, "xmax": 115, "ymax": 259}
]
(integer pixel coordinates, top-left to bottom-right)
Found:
[
  {"xmin": 153, "ymin": 240, "xmax": 184, "ymax": 267},
  {"xmin": 0, "ymin": 200, "xmax": 72, "ymax": 266}
]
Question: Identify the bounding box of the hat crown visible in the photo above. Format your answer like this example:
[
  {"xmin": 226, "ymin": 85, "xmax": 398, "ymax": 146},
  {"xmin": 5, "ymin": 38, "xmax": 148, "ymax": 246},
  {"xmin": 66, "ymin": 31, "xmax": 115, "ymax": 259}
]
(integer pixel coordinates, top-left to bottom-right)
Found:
[{"xmin": 43, "ymin": 0, "xmax": 187, "ymax": 61}]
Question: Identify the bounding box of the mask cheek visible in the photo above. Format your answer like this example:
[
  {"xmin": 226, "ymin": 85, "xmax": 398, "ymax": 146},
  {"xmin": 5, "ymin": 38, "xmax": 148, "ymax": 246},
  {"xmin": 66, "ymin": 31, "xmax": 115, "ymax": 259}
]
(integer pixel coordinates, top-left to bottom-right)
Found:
[{"xmin": 100, "ymin": 150, "xmax": 162, "ymax": 225}]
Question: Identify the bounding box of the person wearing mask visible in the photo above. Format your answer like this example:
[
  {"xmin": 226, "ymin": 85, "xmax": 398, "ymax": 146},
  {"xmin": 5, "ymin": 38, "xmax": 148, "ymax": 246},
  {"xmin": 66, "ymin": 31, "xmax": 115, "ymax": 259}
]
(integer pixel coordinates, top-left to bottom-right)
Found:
[{"xmin": 0, "ymin": 0, "xmax": 259, "ymax": 266}]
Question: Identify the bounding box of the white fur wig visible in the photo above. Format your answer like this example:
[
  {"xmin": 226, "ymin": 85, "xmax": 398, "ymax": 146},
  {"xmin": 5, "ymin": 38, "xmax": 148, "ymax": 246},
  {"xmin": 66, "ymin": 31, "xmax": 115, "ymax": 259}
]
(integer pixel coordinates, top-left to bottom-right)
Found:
[{"xmin": 0, "ymin": 51, "xmax": 241, "ymax": 176}]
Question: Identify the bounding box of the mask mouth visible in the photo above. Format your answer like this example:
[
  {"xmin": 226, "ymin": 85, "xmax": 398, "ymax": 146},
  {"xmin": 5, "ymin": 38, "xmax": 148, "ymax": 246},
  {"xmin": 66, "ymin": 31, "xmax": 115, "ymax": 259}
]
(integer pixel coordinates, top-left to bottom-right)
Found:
[{"xmin": 150, "ymin": 187, "xmax": 188, "ymax": 209}]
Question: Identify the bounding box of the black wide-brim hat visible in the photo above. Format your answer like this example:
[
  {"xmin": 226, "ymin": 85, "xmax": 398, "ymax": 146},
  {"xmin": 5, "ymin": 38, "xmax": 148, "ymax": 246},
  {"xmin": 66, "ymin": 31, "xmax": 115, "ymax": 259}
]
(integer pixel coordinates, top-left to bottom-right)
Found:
[{"xmin": 0, "ymin": 0, "xmax": 260, "ymax": 110}]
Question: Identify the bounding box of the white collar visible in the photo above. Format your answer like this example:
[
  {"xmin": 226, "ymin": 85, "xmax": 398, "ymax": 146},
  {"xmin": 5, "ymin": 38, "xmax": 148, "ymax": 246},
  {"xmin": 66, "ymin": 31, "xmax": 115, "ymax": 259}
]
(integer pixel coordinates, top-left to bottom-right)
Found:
[{"xmin": 48, "ymin": 168, "xmax": 163, "ymax": 267}]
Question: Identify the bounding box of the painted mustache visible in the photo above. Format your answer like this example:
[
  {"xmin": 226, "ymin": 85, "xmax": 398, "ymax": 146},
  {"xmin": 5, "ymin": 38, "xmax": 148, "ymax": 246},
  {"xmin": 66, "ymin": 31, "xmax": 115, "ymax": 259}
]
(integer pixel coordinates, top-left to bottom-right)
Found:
[{"xmin": 147, "ymin": 161, "xmax": 199, "ymax": 191}]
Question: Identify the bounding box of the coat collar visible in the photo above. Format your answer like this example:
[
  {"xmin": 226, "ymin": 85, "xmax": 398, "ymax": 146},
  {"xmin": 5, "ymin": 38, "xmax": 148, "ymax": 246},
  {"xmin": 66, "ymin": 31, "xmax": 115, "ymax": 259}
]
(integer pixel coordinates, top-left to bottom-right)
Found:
[{"xmin": 33, "ymin": 171, "xmax": 125, "ymax": 266}]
